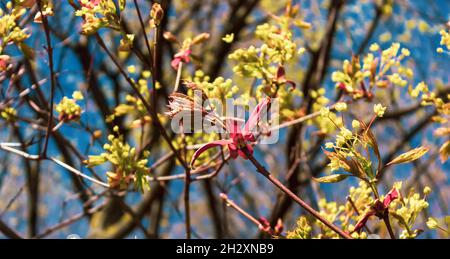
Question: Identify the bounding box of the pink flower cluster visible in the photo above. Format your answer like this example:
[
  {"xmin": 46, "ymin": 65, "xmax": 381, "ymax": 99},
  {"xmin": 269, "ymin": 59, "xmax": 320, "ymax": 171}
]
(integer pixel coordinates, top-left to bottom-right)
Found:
[
  {"xmin": 190, "ymin": 98, "xmax": 270, "ymax": 167},
  {"xmin": 353, "ymin": 187, "xmax": 400, "ymax": 233}
]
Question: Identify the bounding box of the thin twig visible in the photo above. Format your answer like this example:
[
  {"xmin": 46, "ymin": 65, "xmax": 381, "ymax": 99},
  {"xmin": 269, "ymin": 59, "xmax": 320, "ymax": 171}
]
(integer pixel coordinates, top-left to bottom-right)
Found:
[
  {"xmin": 242, "ymin": 148, "xmax": 353, "ymax": 239},
  {"xmin": 34, "ymin": 202, "xmax": 106, "ymax": 239},
  {"xmin": 37, "ymin": 0, "xmax": 57, "ymax": 158},
  {"xmin": 0, "ymin": 219, "xmax": 23, "ymax": 239},
  {"xmin": 0, "ymin": 143, "xmax": 109, "ymax": 188},
  {"xmin": 173, "ymin": 62, "xmax": 183, "ymax": 92},
  {"xmin": 220, "ymin": 193, "xmax": 273, "ymax": 235},
  {"xmin": 0, "ymin": 184, "xmax": 25, "ymax": 217},
  {"xmin": 132, "ymin": 0, "xmax": 154, "ymax": 75}
]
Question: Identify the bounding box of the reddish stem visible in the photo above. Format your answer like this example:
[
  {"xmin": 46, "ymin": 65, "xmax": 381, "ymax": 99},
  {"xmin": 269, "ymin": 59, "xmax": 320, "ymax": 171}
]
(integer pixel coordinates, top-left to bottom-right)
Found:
[
  {"xmin": 242, "ymin": 149, "xmax": 353, "ymax": 239},
  {"xmin": 383, "ymin": 214, "xmax": 396, "ymax": 239},
  {"xmin": 220, "ymin": 193, "xmax": 273, "ymax": 235}
]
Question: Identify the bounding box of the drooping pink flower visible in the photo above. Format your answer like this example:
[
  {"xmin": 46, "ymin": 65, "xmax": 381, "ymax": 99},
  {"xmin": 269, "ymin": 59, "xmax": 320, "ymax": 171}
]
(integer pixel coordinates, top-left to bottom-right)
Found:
[
  {"xmin": 352, "ymin": 187, "xmax": 400, "ymax": 233},
  {"xmin": 190, "ymin": 98, "xmax": 270, "ymax": 168},
  {"xmin": 383, "ymin": 187, "xmax": 399, "ymax": 207},
  {"xmin": 171, "ymin": 49, "xmax": 191, "ymax": 70}
]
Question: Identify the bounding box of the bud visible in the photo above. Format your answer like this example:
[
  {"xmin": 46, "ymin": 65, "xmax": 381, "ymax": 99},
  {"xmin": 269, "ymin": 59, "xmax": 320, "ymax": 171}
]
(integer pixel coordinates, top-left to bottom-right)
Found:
[
  {"xmin": 72, "ymin": 91, "xmax": 84, "ymax": 101},
  {"xmin": 294, "ymin": 20, "xmax": 312, "ymax": 29},
  {"xmin": 352, "ymin": 120, "xmax": 360, "ymax": 129},
  {"xmin": 0, "ymin": 55, "xmax": 11, "ymax": 71},
  {"xmin": 351, "ymin": 55, "xmax": 361, "ymax": 75},
  {"xmin": 222, "ymin": 33, "xmax": 234, "ymax": 43},
  {"xmin": 320, "ymin": 107, "xmax": 330, "ymax": 117},
  {"xmin": 33, "ymin": 6, "xmax": 54, "ymax": 24},
  {"xmin": 373, "ymin": 103, "xmax": 386, "ymax": 117},
  {"xmin": 219, "ymin": 193, "xmax": 228, "ymax": 200},
  {"xmin": 376, "ymin": 80, "xmax": 389, "ymax": 88},
  {"xmin": 343, "ymin": 60, "xmax": 352, "ymax": 75},
  {"xmin": 258, "ymin": 217, "xmax": 271, "ymax": 233},
  {"xmin": 369, "ymin": 43, "xmax": 380, "ymax": 52},
  {"xmin": 335, "ymin": 102, "xmax": 348, "ymax": 112},
  {"xmin": 285, "ymin": 1, "xmax": 299, "ymax": 18},
  {"xmin": 274, "ymin": 218, "xmax": 283, "ymax": 235},
  {"xmin": 118, "ymin": 34, "xmax": 135, "ymax": 52},
  {"xmin": 85, "ymin": 155, "xmax": 107, "ymax": 167},
  {"xmin": 163, "ymin": 31, "xmax": 179, "ymax": 44},
  {"xmin": 192, "ymin": 33, "xmax": 210, "ymax": 45},
  {"xmin": 150, "ymin": 3, "xmax": 164, "ymax": 26},
  {"xmin": 370, "ymin": 58, "xmax": 378, "ymax": 78},
  {"xmin": 426, "ymin": 217, "xmax": 438, "ymax": 229},
  {"xmin": 93, "ymin": 130, "xmax": 102, "ymax": 139}
]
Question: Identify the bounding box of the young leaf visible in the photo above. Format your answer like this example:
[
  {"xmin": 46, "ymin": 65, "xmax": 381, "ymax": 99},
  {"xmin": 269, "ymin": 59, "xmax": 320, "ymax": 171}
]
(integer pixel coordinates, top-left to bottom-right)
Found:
[
  {"xmin": 18, "ymin": 43, "xmax": 35, "ymax": 59},
  {"xmin": 439, "ymin": 140, "xmax": 450, "ymax": 163},
  {"xmin": 361, "ymin": 120, "xmax": 382, "ymax": 172},
  {"xmin": 445, "ymin": 216, "xmax": 450, "ymax": 236},
  {"xmin": 119, "ymin": 0, "xmax": 126, "ymax": 11},
  {"xmin": 387, "ymin": 146, "xmax": 429, "ymax": 166},
  {"xmin": 313, "ymin": 174, "xmax": 349, "ymax": 183}
]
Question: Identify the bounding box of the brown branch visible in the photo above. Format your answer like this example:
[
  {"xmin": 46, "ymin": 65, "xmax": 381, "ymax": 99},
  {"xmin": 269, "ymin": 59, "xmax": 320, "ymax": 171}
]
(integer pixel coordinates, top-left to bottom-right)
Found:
[
  {"xmin": 356, "ymin": 1, "xmax": 384, "ymax": 55},
  {"xmin": 35, "ymin": 202, "xmax": 106, "ymax": 239},
  {"xmin": 272, "ymin": 0, "xmax": 345, "ymax": 227},
  {"xmin": 0, "ymin": 219, "xmax": 23, "ymax": 239},
  {"xmin": 37, "ymin": 0, "xmax": 57, "ymax": 158},
  {"xmin": 205, "ymin": 0, "xmax": 260, "ymax": 78},
  {"xmin": 203, "ymin": 179, "xmax": 224, "ymax": 238}
]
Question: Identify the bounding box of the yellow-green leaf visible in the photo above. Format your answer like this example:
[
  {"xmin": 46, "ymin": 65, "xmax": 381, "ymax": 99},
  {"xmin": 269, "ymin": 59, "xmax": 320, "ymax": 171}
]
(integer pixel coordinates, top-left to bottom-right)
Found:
[
  {"xmin": 387, "ymin": 146, "xmax": 429, "ymax": 166},
  {"xmin": 85, "ymin": 155, "xmax": 107, "ymax": 167},
  {"xmin": 119, "ymin": 0, "xmax": 126, "ymax": 11},
  {"xmin": 18, "ymin": 43, "xmax": 35, "ymax": 59},
  {"xmin": 313, "ymin": 174, "xmax": 349, "ymax": 183},
  {"xmin": 445, "ymin": 216, "xmax": 450, "ymax": 228},
  {"xmin": 113, "ymin": 104, "xmax": 134, "ymax": 116},
  {"xmin": 439, "ymin": 141, "xmax": 450, "ymax": 163},
  {"xmin": 222, "ymin": 33, "xmax": 234, "ymax": 43}
]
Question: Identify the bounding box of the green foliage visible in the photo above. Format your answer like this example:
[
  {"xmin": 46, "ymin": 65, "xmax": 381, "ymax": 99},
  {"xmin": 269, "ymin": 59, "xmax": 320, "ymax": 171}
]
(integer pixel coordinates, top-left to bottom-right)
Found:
[
  {"xmin": 107, "ymin": 71, "xmax": 152, "ymax": 127},
  {"xmin": 0, "ymin": 2, "xmax": 31, "ymax": 56},
  {"xmin": 85, "ymin": 126, "xmax": 150, "ymax": 191},
  {"xmin": 286, "ymin": 216, "xmax": 312, "ymax": 239},
  {"xmin": 75, "ymin": 0, "xmax": 122, "ymax": 34},
  {"xmin": 331, "ymin": 43, "xmax": 412, "ymax": 100},
  {"xmin": 55, "ymin": 91, "xmax": 84, "ymax": 121},
  {"xmin": 189, "ymin": 70, "xmax": 239, "ymax": 102},
  {"xmin": 0, "ymin": 106, "xmax": 17, "ymax": 122},
  {"xmin": 390, "ymin": 184, "xmax": 430, "ymax": 239}
]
